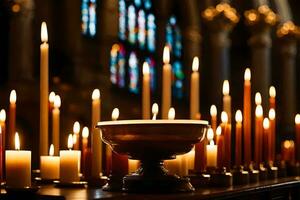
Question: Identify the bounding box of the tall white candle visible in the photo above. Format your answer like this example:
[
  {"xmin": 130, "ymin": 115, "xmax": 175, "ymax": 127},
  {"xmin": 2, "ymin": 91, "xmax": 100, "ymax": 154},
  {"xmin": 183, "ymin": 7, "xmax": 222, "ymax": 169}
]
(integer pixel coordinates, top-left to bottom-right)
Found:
[
  {"xmin": 162, "ymin": 46, "xmax": 172, "ymax": 119},
  {"xmin": 190, "ymin": 57, "xmax": 200, "ymax": 119},
  {"xmin": 40, "ymin": 144, "xmax": 60, "ymax": 180},
  {"xmin": 52, "ymin": 95, "xmax": 61, "ymax": 156},
  {"xmin": 206, "ymin": 140, "xmax": 217, "ymax": 167},
  {"xmin": 222, "ymin": 80, "xmax": 231, "ymax": 123},
  {"xmin": 9, "ymin": 90, "xmax": 16, "ymax": 149},
  {"xmin": 142, "ymin": 62, "xmax": 151, "ymax": 119},
  {"xmin": 40, "ymin": 22, "xmax": 49, "ymax": 156}
]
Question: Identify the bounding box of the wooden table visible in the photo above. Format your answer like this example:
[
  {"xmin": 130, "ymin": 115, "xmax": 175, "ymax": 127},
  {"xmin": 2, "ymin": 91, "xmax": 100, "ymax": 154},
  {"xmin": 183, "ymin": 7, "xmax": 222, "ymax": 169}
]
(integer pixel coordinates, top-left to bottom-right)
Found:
[{"xmin": 1, "ymin": 177, "xmax": 300, "ymax": 200}]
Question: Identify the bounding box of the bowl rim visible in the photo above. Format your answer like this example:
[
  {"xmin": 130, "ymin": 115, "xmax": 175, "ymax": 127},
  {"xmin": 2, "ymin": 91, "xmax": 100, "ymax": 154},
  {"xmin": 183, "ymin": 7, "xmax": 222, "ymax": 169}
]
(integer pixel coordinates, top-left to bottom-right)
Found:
[{"xmin": 97, "ymin": 119, "xmax": 209, "ymax": 126}]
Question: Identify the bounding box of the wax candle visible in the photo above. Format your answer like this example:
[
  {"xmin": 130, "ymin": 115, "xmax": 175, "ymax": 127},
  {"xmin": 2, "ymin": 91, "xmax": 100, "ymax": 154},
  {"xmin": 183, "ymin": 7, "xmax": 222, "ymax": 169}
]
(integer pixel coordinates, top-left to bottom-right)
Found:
[
  {"xmin": 40, "ymin": 22, "xmax": 49, "ymax": 156},
  {"xmin": 6, "ymin": 132, "xmax": 31, "ymax": 188},
  {"xmin": 49, "ymin": 91, "xmax": 55, "ymax": 110},
  {"xmin": 243, "ymin": 68, "xmax": 251, "ymax": 165},
  {"xmin": 162, "ymin": 46, "xmax": 172, "ymax": 119},
  {"xmin": 221, "ymin": 111, "xmax": 231, "ymax": 169},
  {"xmin": 269, "ymin": 109, "xmax": 276, "ymax": 162},
  {"xmin": 295, "ymin": 114, "xmax": 300, "ymax": 162},
  {"xmin": 255, "ymin": 105, "xmax": 263, "ymax": 165},
  {"xmin": 40, "ymin": 144, "xmax": 60, "ymax": 180},
  {"xmin": 142, "ymin": 62, "xmax": 151, "ymax": 119},
  {"xmin": 263, "ymin": 118, "xmax": 270, "ymax": 162},
  {"xmin": 9, "ymin": 90, "xmax": 16, "ymax": 149},
  {"xmin": 190, "ymin": 57, "xmax": 200, "ymax": 119},
  {"xmin": 207, "ymin": 140, "xmax": 218, "ymax": 168},
  {"xmin": 52, "ymin": 95, "xmax": 61, "ymax": 155},
  {"xmin": 0, "ymin": 110, "xmax": 6, "ymax": 180},
  {"xmin": 73, "ymin": 121, "xmax": 80, "ymax": 150},
  {"xmin": 222, "ymin": 80, "xmax": 231, "ymax": 123},
  {"xmin": 216, "ymin": 126, "xmax": 224, "ymax": 168},
  {"xmin": 235, "ymin": 110, "xmax": 242, "ymax": 166},
  {"xmin": 60, "ymin": 134, "xmax": 81, "ymax": 183},
  {"xmin": 128, "ymin": 159, "xmax": 139, "ymax": 173},
  {"xmin": 210, "ymin": 105, "xmax": 217, "ymax": 133},
  {"xmin": 269, "ymin": 86, "xmax": 276, "ymax": 110},
  {"xmin": 81, "ymin": 127, "xmax": 91, "ymax": 178},
  {"xmin": 91, "ymin": 89, "xmax": 102, "ymax": 178},
  {"xmin": 151, "ymin": 103, "xmax": 159, "ymax": 120}
]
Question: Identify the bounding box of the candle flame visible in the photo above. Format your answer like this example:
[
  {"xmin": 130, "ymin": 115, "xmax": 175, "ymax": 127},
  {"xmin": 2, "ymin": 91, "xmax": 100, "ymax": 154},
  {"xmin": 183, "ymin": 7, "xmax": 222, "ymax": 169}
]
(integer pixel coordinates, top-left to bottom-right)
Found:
[
  {"xmin": 295, "ymin": 114, "xmax": 300, "ymax": 124},
  {"xmin": 255, "ymin": 92, "xmax": 262, "ymax": 105},
  {"xmin": 82, "ymin": 127, "xmax": 89, "ymax": 138},
  {"xmin": 112, "ymin": 108, "xmax": 119, "ymax": 121},
  {"xmin": 255, "ymin": 105, "xmax": 263, "ymax": 117},
  {"xmin": 68, "ymin": 134, "xmax": 73, "ymax": 150},
  {"xmin": 72, "ymin": 134, "xmax": 77, "ymax": 145},
  {"xmin": 210, "ymin": 140, "xmax": 215, "ymax": 146},
  {"xmin": 221, "ymin": 111, "xmax": 228, "ymax": 123},
  {"xmin": 207, "ymin": 128, "xmax": 214, "ymax": 141},
  {"xmin": 210, "ymin": 105, "xmax": 217, "ymax": 117},
  {"xmin": 15, "ymin": 132, "xmax": 20, "ymax": 150},
  {"xmin": 163, "ymin": 45, "xmax": 170, "ymax": 64},
  {"xmin": 92, "ymin": 89, "xmax": 100, "ymax": 100},
  {"xmin": 49, "ymin": 144, "xmax": 54, "ymax": 156},
  {"xmin": 269, "ymin": 109, "xmax": 276, "ymax": 120},
  {"xmin": 235, "ymin": 110, "xmax": 243, "ymax": 123},
  {"xmin": 269, "ymin": 86, "xmax": 276, "ymax": 98},
  {"xmin": 192, "ymin": 57, "xmax": 199, "ymax": 72},
  {"xmin": 284, "ymin": 140, "xmax": 294, "ymax": 149},
  {"xmin": 216, "ymin": 126, "xmax": 222, "ymax": 136},
  {"xmin": 54, "ymin": 95, "xmax": 61, "ymax": 108},
  {"xmin": 151, "ymin": 103, "xmax": 159, "ymax": 120},
  {"xmin": 168, "ymin": 107, "xmax": 175, "ymax": 120},
  {"xmin": 244, "ymin": 68, "xmax": 251, "ymax": 81},
  {"xmin": 263, "ymin": 118, "xmax": 270, "ymax": 129},
  {"xmin": 73, "ymin": 121, "xmax": 80, "ymax": 134},
  {"xmin": 41, "ymin": 22, "xmax": 48, "ymax": 43},
  {"xmin": 49, "ymin": 91, "xmax": 56, "ymax": 103},
  {"xmin": 10, "ymin": 90, "xmax": 17, "ymax": 104},
  {"xmin": 222, "ymin": 80, "xmax": 230, "ymax": 95},
  {"xmin": 0, "ymin": 109, "xmax": 6, "ymax": 122},
  {"xmin": 142, "ymin": 62, "xmax": 150, "ymax": 75}
]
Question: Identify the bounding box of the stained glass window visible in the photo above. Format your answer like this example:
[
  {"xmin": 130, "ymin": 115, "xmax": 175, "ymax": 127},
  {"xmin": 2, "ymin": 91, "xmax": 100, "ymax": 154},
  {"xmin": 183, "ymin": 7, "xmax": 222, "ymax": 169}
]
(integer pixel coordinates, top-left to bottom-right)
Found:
[
  {"xmin": 119, "ymin": 0, "xmax": 126, "ymax": 40},
  {"xmin": 128, "ymin": 5, "xmax": 136, "ymax": 44},
  {"xmin": 138, "ymin": 10, "xmax": 146, "ymax": 49},
  {"xmin": 81, "ymin": 0, "xmax": 97, "ymax": 37},
  {"xmin": 147, "ymin": 14, "xmax": 156, "ymax": 52},
  {"xmin": 146, "ymin": 57, "xmax": 156, "ymax": 90},
  {"xmin": 129, "ymin": 52, "xmax": 139, "ymax": 93},
  {"xmin": 110, "ymin": 44, "xmax": 126, "ymax": 88}
]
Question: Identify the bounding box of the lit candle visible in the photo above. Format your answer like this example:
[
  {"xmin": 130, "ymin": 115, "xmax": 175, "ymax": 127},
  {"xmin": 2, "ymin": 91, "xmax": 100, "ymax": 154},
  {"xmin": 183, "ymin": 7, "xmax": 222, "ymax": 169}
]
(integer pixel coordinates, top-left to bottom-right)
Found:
[
  {"xmin": 49, "ymin": 91, "xmax": 56, "ymax": 110},
  {"xmin": 128, "ymin": 159, "xmax": 139, "ymax": 173},
  {"xmin": 151, "ymin": 103, "xmax": 159, "ymax": 120},
  {"xmin": 6, "ymin": 132, "xmax": 31, "ymax": 188},
  {"xmin": 142, "ymin": 62, "xmax": 151, "ymax": 119},
  {"xmin": 73, "ymin": 121, "xmax": 80, "ymax": 150},
  {"xmin": 255, "ymin": 92, "xmax": 262, "ymax": 105},
  {"xmin": 40, "ymin": 144, "xmax": 60, "ymax": 180},
  {"xmin": 221, "ymin": 111, "xmax": 231, "ymax": 169},
  {"xmin": 210, "ymin": 105, "xmax": 217, "ymax": 133},
  {"xmin": 295, "ymin": 114, "xmax": 300, "ymax": 162},
  {"xmin": 269, "ymin": 109, "xmax": 276, "ymax": 162},
  {"xmin": 52, "ymin": 95, "xmax": 61, "ymax": 155},
  {"xmin": 9, "ymin": 90, "xmax": 16, "ymax": 149},
  {"xmin": 222, "ymin": 80, "xmax": 231, "ymax": 123},
  {"xmin": 168, "ymin": 107, "xmax": 175, "ymax": 120},
  {"xmin": 60, "ymin": 134, "xmax": 81, "ymax": 183},
  {"xmin": 82, "ymin": 127, "xmax": 91, "ymax": 178},
  {"xmin": 190, "ymin": 57, "xmax": 200, "ymax": 119},
  {"xmin": 255, "ymin": 104, "xmax": 263, "ymax": 165},
  {"xmin": 0, "ymin": 126, "xmax": 2, "ymax": 181},
  {"xmin": 162, "ymin": 46, "xmax": 172, "ymax": 119},
  {"xmin": 263, "ymin": 118, "xmax": 270, "ymax": 162},
  {"xmin": 269, "ymin": 86, "xmax": 276, "ymax": 110},
  {"xmin": 235, "ymin": 110, "xmax": 242, "ymax": 166},
  {"xmin": 282, "ymin": 140, "xmax": 295, "ymax": 162},
  {"xmin": 91, "ymin": 89, "xmax": 102, "ymax": 178},
  {"xmin": 207, "ymin": 140, "xmax": 217, "ymax": 168},
  {"xmin": 40, "ymin": 22, "xmax": 49, "ymax": 156},
  {"xmin": 216, "ymin": 126, "xmax": 224, "ymax": 168},
  {"xmin": 243, "ymin": 68, "xmax": 251, "ymax": 165},
  {"xmin": 0, "ymin": 109, "xmax": 6, "ymax": 180}
]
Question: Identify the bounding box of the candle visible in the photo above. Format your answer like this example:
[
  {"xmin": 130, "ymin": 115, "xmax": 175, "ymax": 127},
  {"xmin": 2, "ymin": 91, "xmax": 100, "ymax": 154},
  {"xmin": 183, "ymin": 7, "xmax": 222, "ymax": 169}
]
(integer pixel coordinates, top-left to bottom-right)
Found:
[
  {"xmin": 40, "ymin": 144, "xmax": 60, "ymax": 180},
  {"xmin": 6, "ymin": 132, "xmax": 31, "ymax": 188},
  {"xmin": 0, "ymin": 109, "xmax": 6, "ymax": 181},
  {"xmin": 255, "ymin": 105, "xmax": 263, "ymax": 165},
  {"xmin": 52, "ymin": 95, "xmax": 61, "ymax": 155},
  {"xmin": 243, "ymin": 68, "xmax": 251, "ymax": 165},
  {"xmin": 60, "ymin": 134, "xmax": 81, "ymax": 183},
  {"xmin": 282, "ymin": 140, "xmax": 295, "ymax": 162},
  {"xmin": 269, "ymin": 86, "xmax": 276, "ymax": 110},
  {"xmin": 82, "ymin": 127, "xmax": 91, "ymax": 178},
  {"xmin": 91, "ymin": 89, "xmax": 102, "ymax": 178},
  {"xmin": 263, "ymin": 118, "xmax": 270, "ymax": 162},
  {"xmin": 222, "ymin": 80, "xmax": 231, "ymax": 123},
  {"xmin": 269, "ymin": 109, "xmax": 276, "ymax": 162},
  {"xmin": 190, "ymin": 57, "xmax": 200, "ymax": 119},
  {"xmin": 142, "ymin": 62, "xmax": 151, "ymax": 119},
  {"xmin": 168, "ymin": 107, "xmax": 175, "ymax": 120},
  {"xmin": 128, "ymin": 159, "xmax": 139, "ymax": 173},
  {"xmin": 0, "ymin": 126, "xmax": 2, "ymax": 181},
  {"xmin": 73, "ymin": 121, "xmax": 80, "ymax": 150},
  {"xmin": 49, "ymin": 91, "xmax": 56, "ymax": 110},
  {"xmin": 221, "ymin": 111, "xmax": 231, "ymax": 169},
  {"xmin": 162, "ymin": 46, "xmax": 172, "ymax": 119},
  {"xmin": 216, "ymin": 126, "xmax": 224, "ymax": 168},
  {"xmin": 40, "ymin": 22, "xmax": 49, "ymax": 156},
  {"xmin": 185, "ymin": 147, "xmax": 195, "ymax": 172},
  {"xmin": 9, "ymin": 90, "xmax": 16, "ymax": 149},
  {"xmin": 210, "ymin": 105, "xmax": 217, "ymax": 133},
  {"xmin": 295, "ymin": 114, "xmax": 300, "ymax": 162},
  {"xmin": 207, "ymin": 140, "xmax": 218, "ymax": 168},
  {"xmin": 235, "ymin": 110, "xmax": 242, "ymax": 166},
  {"xmin": 151, "ymin": 103, "xmax": 159, "ymax": 120}
]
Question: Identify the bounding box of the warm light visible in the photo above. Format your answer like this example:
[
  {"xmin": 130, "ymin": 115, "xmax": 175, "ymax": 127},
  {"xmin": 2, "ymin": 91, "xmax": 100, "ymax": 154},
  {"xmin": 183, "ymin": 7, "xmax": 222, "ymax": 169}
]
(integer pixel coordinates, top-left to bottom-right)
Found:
[
  {"xmin": 163, "ymin": 45, "xmax": 170, "ymax": 64},
  {"xmin": 269, "ymin": 109, "xmax": 276, "ymax": 120},
  {"xmin": 49, "ymin": 91, "xmax": 56, "ymax": 104},
  {"xmin": 41, "ymin": 22, "xmax": 48, "ymax": 43},
  {"xmin": 209, "ymin": 140, "xmax": 215, "ymax": 146},
  {"xmin": 112, "ymin": 108, "xmax": 119, "ymax": 121},
  {"xmin": 244, "ymin": 68, "xmax": 251, "ymax": 81},
  {"xmin": 143, "ymin": 62, "xmax": 150, "ymax": 75},
  {"xmin": 207, "ymin": 128, "xmax": 214, "ymax": 141},
  {"xmin": 210, "ymin": 105, "xmax": 217, "ymax": 117},
  {"xmin": 263, "ymin": 118, "xmax": 270, "ymax": 129},
  {"xmin": 15, "ymin": 132, "xmax": 20, "ymax": 150},
  {"xmin": 295, "ymin": 114, "xmax": 300, "ymax": 125},
  {"xmin": 49, "ymin": 144, "xmax": 54, "ymax": 156},
  {"xmin": 255, "ymin": 92, "xmax": 262, "ymax": 105},
  {"xmin": 216, "ymin": 126, "xmax": 222, "ymax": 136},
  {"xmin": 152, "ymin": 103, "xmax": 159, "ymax": 120},
  {"xmin": 248, "ymin": 12, "xmax": 257, "ymax": 22},
  {"xmin": 72, "ymin": 134, "xmax": 77, "ymax": 145},
  {"xmin": 192, "ymin": 57, "xmax": 199, "ymax": 72},
  {"xmin": 0, "ymin": 109, "xmax": 6, "ymax": 122},
  {"xmin": 269, "ymin": 86, "xmax": 276, "ymax": 98},
  {"xmin": 222, "ymin": 80, "xmax": 230, "ymax": 95},
  {"xmin": 82, "ymin": 127, "xmax": 89, "ymax": 138},
  {"xmin": 92, "ymin": 89, "xmax": 100, "ymax": 100},
  {"xmin": 10, "ymin": 90, "xmax": 17, "ymax": 104},
  {"xmin": 73, "ymin": 121, "xmax": 80, "ymax": 134},
  {"xmin": 67, "ymin": 134, "xmax": 73, "ymax": 150},
  {"xmin": 168, "ymin": 107, "xmax": 175, "ymax": 120},
  {"xmin": 255, "ymin": 105, "xmax": 263, "ymax": 117},
  {"xmin": 284, "ymin": 140, "xmax": 293, "ymax": 149},
  {"xmin": 235, "ymin": 110, "xmax": 242, "ymax": 123},
  {"xmin": 221, "ymin": 111, "xmax": 228, "ymax": 123},
  {"xmin": 54, "ymin": 95, "xmax": 61, "ymax": 108}
]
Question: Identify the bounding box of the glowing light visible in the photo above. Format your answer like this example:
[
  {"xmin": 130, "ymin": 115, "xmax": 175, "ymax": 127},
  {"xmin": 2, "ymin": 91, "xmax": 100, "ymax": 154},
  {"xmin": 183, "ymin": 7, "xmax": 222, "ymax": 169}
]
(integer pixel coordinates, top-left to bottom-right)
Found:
[
  {"xmin": 163, "ymin": 45, "xmax": 170, "ymax": 64},
  {"xmin": 49, "ymin": 144, "xmax": 54, "ymax": 156},
  {"xmin": 255, "ymin": 105, "xmax": 263, "ymax": 117},
  {"xmin": 222, "ymin": 80, "xmax": 230, "ymax": 95},
  {"xmin": 192, "ymin": 57, "xmax": 199, "ymax": 72},
  {"xmin": 263, "ymin": 118, "xmax": 270, "ymax": 129},
  {"xmin": 54, "ymin": 95, "xmax": 61, "ymax": 108},
  {"xmin": 41, "ymin": 22, "xmax": 48, "ymax": 43},
  {"xmin": 216, "ymin": 126, "xmax": 222, "ymax": 136},
  {"xmin": 207, "ymin": 128, "xmax": 214, "ymax": 141},
  {"xmin": 68, "ymin": 134, "xmax": 73, "ymax": 150},
  {"xmin": 73, "ymin": 121, "xmax": 80, "ymax": 134},
  {"xmin": 0, "ymin": 109, "xmax": 6, "ymax": 122},
  {"xmin": 235, "ymin": 110, "xmax": 242, "ymax": 123},
  {"xmin": 10, "ymin": 90, "xmax": 17, "ymax": 104},
  {"xmin": 221, "ymin": 111, "xmax": 228, "ymax": 123},
  {"xmin": 49, "ymin": 92, "xmax": 56, "ymax": 104},
  {"xmin": 15, "ymin": 132, "xmax": 20, "ymax": 150},
  {"xmin": 168, "ymin": 107, "xmax": 175, "ymax": 120},
  {"xmin": 92, "ymin": 89, "xmax": 100, "ymax": 100},
  {"xmin": 255, "ymin": 92, "xmax": 262, "ymax": 105},
  {"xmin": 143, "ymin": 62, "xmax": 150, "ymax": 75},
  {"xmin": 244, "ymin": 68, "xmax": 251, "ymax": 81},
  {"xmin": 295, "ymin": 114, "xmax": 300, "ymax": 125},
  {"xmin": 112, "ymin": 108, "xmax": 119, "ymax": 121},
  {"xmin": 269, "ymin": 109, "xmax": 276, "ymax": 120},
  {"xmin": 269, "ymin": 86, "xmax": 276, "ymax": 98},
  {"xmin": 210, "ymin": 105, "xmax": 217, "ymax": 117},
  {"xmin": 152, "ymin": 103, "xmax": 159, "ymax": 120},
  {"xmin": 82, "ymin": 127, "xmax": 89, "ymax": 138}
]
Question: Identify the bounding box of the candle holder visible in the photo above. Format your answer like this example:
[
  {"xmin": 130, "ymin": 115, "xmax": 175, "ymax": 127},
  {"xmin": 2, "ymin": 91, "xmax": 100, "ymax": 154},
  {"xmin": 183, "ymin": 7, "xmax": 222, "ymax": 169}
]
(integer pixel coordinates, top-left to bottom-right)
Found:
[
  {"xmin": 265, "ymin": 162, "xmax": 278, "ymax": 180},
  {"xmin": 245, "ymin": 163, "xmax": 259, "ymax": 183},
  {"xmin": 258, "ymin": 163, "xmax": 268, "ymax": 181},
  {"xmin": 97, "ymin": 120, "xmax": 208, "ymax": 193},
  {"xmin": 232, "ymin": 166, "xmax": 249, "ymax": 185},
  {"xmin": 186, "ymin": 170, "xmax": 211, "ymax": 188},
  {"xmin": 210, "ymin": 167, "xmax": 233, "ymax": 187},
  {"xmin": 53, "ymin": 180, "xmax": 87, "ymax": 188}
]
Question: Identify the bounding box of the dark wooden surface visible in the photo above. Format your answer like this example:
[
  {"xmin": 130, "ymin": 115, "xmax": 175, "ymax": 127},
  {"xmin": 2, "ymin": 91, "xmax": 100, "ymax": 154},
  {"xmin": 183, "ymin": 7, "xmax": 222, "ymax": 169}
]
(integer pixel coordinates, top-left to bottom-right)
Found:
[{"xmin": 1, "ymin": 177, "xmax": 300, "ymax": 200}]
